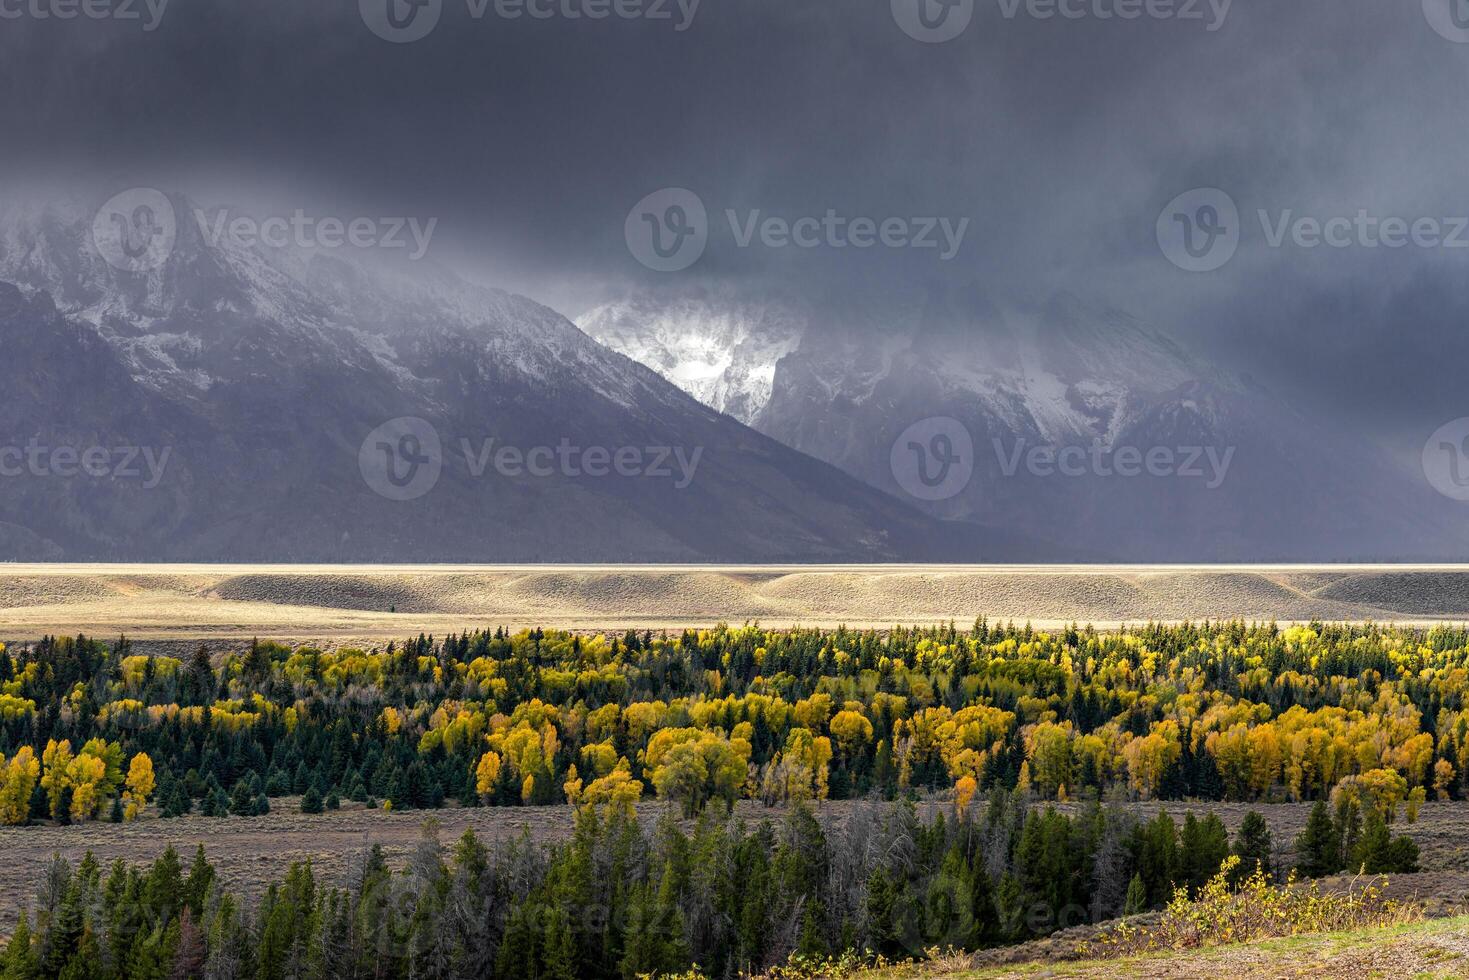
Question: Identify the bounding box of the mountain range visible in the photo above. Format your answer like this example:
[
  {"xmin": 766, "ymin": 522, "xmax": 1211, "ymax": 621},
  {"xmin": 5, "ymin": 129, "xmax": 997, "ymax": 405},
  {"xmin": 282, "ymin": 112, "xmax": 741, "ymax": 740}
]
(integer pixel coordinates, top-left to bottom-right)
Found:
[
  {"xmin": 0, "ymin": 194, "xmax": 1026, "ymax": 562},
  {"xmin": 582, "ymin": 284, "xmax": 1469, "ymax": 561},
  {"xmin": 4, "ymin": 191, "xmax": 1461, "ymax": 563}
]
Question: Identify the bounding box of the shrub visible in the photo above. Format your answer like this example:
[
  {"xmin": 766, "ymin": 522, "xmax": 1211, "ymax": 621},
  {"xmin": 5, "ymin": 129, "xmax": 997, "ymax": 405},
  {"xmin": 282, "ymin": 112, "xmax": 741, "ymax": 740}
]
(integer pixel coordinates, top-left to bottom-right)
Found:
[{"xmin": 1083, "ymin": 856, "xmax": 1419, "ymax": 959}]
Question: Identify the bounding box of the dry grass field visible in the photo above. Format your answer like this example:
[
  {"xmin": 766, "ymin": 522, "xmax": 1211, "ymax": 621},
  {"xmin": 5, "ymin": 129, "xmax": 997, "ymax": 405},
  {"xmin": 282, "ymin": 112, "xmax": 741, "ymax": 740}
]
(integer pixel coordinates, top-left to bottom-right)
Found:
[{"xmin": 3, "ymin": 564, "xmax": 1469, "ymax": 642}]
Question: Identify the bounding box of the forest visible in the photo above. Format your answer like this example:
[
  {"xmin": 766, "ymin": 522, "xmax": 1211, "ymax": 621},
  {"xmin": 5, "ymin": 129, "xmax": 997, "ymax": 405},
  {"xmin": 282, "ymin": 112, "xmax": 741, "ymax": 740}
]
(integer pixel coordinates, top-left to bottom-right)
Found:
[
  {"xmin": 0, "ymin": 620, "xmax": 1445, "ymax": 976},
  {"xmin": 0, "ymin": 620, "xmax": 1465, "ymax": 821},
  {"xmin": 0, "ymin": 791, "xmax": 1414, "ymax": 980}
]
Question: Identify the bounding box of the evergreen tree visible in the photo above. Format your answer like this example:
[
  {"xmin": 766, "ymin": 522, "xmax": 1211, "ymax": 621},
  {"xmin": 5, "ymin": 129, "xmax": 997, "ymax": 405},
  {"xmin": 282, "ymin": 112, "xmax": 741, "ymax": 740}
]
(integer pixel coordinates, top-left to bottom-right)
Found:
[
  {"xmin": 228, "ymin": 780, "xmax": 254, "ymax": 817},
  {"xmin": 1295, "ymin": 800, "xmax": 1342, "ymax": 878},
  {"xmin": 265, "ymin": 768, "xmax": 291, "ymax": 798},
  {"xmin": 183, "ymin": 845, "xmax": 215, "ymax": 918},
  {"xmin": 1137, "ymin": 811, "xmax": 1180, "ymax": 905},
  {"xmin": 169, "ymin": 781, "xmax": 193, "ymax": 818},
  {"xmin": 1231, "ymin": 810, "xmax": 1273, "ymax": 884},
  {"xmin": 1122, "ymin": 874, "xmax": 1148, "ymax": 915},
  {"xmin": 1335, "ymin": 797, "xmax": 1363, "ymax": 870},
  {"xmin": 205, "ymin": 786, "xmax": 230, "ymax": 818},
  {"xmin": 292, "ymin": 761, "xmax": 311, "ymax": 795},
  {"xmin": 541, "ymin": 907, "xmax": 578, "ymax": 980},
  {"xmin": 172, "ymin": 907, "xmax": 206, "ymax": 979},
  {"xmin": 1180, "ymin": 812, "xmax": 1230, "ymax": 893},
  {"xmin": 55, "ymin": 927, "xmax": 103, "ymax": 980},
  {"xmin": 1351, "ymin": 809, "xmax": 1393, "ymax": 873},
  {"xmin": 1, "ymin": 910, "xmax": 37, "ymax": 979}
]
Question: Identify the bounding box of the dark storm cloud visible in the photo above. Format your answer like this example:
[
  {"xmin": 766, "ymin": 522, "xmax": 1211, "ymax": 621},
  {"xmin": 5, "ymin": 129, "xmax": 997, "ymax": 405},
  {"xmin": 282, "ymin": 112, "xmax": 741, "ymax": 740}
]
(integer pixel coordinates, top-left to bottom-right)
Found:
[{"xmin": 3, "ymin": 0, "xmax": 1469, "ymax": 442}]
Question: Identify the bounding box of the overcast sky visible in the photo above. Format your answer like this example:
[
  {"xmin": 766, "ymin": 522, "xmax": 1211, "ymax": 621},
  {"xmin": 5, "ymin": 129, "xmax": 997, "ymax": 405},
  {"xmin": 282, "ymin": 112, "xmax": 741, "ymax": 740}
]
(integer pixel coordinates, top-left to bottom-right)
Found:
[{"xmin": 4, "ymin": 0, "xmax": 1469, "ymax": 444}]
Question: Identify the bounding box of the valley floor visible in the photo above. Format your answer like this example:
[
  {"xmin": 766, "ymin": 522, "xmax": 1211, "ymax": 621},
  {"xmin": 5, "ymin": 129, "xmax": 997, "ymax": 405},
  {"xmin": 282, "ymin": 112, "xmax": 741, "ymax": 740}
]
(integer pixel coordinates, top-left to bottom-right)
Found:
[{"xmin": 5, "ymin": 563, "xmax": 1469, "ymax": 641}]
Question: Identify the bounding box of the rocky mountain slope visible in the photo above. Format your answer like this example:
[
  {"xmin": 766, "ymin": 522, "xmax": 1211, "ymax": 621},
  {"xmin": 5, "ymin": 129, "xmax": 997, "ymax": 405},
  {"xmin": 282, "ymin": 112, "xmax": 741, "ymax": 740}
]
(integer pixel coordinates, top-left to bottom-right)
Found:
[
  {"xmin": 578, "ymin": 286, "xmax": 801, "ymax": 425},
  {"xmin": 588, "ymin": 284, "xmax": 1469, "ymax": 561},
  {"xmin": 0, "ymin": 195, "xmax": 1023, "ymax": 562}
]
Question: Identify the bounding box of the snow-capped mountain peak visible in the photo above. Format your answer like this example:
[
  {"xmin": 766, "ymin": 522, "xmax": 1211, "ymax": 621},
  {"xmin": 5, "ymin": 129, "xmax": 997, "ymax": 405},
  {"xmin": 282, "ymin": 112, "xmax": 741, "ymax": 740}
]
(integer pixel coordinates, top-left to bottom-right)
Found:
[{"xmin": 578, "ymin": 287, "xmax": 802, "ymax": 424}]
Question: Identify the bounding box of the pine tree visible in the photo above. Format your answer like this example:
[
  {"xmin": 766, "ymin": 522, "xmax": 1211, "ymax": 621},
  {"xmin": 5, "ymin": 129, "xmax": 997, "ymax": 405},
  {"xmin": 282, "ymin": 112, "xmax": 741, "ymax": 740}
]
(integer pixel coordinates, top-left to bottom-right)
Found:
[
  {"xmin": 169, "ymin": 781, "xmax": 192, "ymax": 818},
  {"xmin": 1181, "ymin": 812, "xmax": 1230, "ymax": 893},
  {"xmin": 54, "ymin": 785, "xmax": 73, "ymax": 826},
  {"xmin": 1122, "ymin": 873, "xmax": 1148, "ymax": 916},
  {"xmin": 1335, "ymin": 797, "xmax": 1363, "ymax": 870},
  {"xmin": 863, "ymin": 866, "xmax": 899, "ymax": 956},
  {"xmin": 1231, "ymin": 810, "xmax": 1273, "ymax": 884},
  {"xmin": 143, "ymin": 845, "xmax": 184, "ymax": 926},
  {"xmin": 206, "ymin": 786, "xmax": 230, "ymax": 818},
  {"xmin": 1138, "ymin": 811, "xmax": 1180, "ymax": 905},
  {"xmin": 41, "ymin": 869, "xmax": 82, "ymax": 976},
  {"xmin": 183, "ymin": 845, "xmax": 215, "ymax": 918},
  {"xmin": 265, "ymin": 768, "xmax": 290, "ymax": 798},
  {"xmin": 186, "ymin": 646, "xmax": 214, "ymax": 707},
  {"xmin": 1295, "ymin": 800, "xmax": 1341, "ymax": 878},
  {"xmin": 493, "ymin": 903, "xmax": 539, "ymax": 979},
  {"xmin": 1352, "ymin": 809, "xmax": 1393, "ymax": 873},
  {"xmin": 55, "ymin": 927, "xmax": 103, "ymax": 980},
  {"xmin": 301, "ymin": 783, "xmax": 323, "ymax": 814},
  {"xmin": 541, "ymin": 907, "xmax": 577, "ymax": 980},
  {"xmin": 2, "ymin": 910, "xmax": 37, "ymax": 979},
  {"xmin": 292, "ymin": 761, "xmax": 310, "ymax": 795},
  {"xmin": 171, "ymin": 907, "xmax": 206, "ymax": 980},
  {"xmin": 228, "ymin": 780, "xmax": 253, "ymax": 817}
]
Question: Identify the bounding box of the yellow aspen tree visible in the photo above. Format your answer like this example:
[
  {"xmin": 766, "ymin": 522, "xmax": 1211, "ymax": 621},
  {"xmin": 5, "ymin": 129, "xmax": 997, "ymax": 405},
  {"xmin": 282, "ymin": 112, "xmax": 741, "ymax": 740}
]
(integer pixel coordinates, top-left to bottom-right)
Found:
[
  {"xmin": 582, "ymin": 761, "xmax": 643, "ymax": 816},
  {"xmin": 1434, "ymin": 758, "xmax": 1456, "ymax": 800},
  {"xmin": 0, "ymin": 748, "xmax": 39, "ymax": 825},
  {"xmin": 954, "ymin": 775, "xmax": 978, "ymax": 817},
  {"xmin": 66, "ymin": 754, "xmax": 107, "ymax": 821},
  {"xmin": 474, "ymin": 751, "xmax": 502, "ymax": 799},
  {"xmin": 40, "ymin": 739, "xmax": 74, "ymax": 820},
  {"xmin": 563, "ymin": 764, "xmax": 583, "ymax": 805},
  {"xmin": 123, "ymin": 753, "xmax": 155, "ymax": 821}
]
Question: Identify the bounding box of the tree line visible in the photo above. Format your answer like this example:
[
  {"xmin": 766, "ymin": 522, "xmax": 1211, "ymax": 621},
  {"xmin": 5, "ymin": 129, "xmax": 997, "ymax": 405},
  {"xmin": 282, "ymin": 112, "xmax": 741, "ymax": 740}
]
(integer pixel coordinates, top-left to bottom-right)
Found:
[
  {"xmin": 2, "ymin": 791, "xmax": 1394, "ymax": 980},
  {"xmin": 0, "ymin": 621, "xmax": 1466, "ymax": 823}
]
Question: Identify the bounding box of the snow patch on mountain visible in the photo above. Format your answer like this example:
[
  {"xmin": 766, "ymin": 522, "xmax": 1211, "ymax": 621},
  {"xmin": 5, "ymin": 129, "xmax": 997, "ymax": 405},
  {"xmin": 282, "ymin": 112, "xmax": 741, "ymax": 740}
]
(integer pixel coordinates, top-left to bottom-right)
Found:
[
  {"xmin": 0, "ymin": 194, "xmax": 684, "ymax": 415},
  {"xmin": 578, "ymin": 289, "xmax": 803, "ymax": 424}
]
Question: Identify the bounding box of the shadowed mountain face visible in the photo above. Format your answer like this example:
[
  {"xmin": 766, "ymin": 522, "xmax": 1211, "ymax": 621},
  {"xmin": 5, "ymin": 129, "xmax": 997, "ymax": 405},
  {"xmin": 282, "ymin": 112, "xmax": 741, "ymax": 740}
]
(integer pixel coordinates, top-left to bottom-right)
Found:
[
  {"xmin": 0, "ymin": 196, "xmax": 1035, "ymax": 563},
  {"xmin": 588, "ymin": 285, "xmax": 1469, "ymax": 562}
]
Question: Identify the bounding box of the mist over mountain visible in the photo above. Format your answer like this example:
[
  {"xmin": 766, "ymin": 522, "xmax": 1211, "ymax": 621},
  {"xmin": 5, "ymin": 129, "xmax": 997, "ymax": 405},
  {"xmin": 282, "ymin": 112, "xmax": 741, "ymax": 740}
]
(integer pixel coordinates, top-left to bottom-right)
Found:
[
  {"xmin": 578, "ymin": 286, "xmax": 802, "ymax": 426},
  {"xmin": 2, "ymin": 186, "xmax": 1463, "ymax": 564},
  {"xmin": 588, "ymin": 284, "xmax": 1469, "ymax": 562},
  {"xmin": 0, "ymin": 193, "xmax": 1031, "ymax": 562}
]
